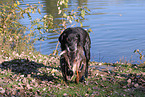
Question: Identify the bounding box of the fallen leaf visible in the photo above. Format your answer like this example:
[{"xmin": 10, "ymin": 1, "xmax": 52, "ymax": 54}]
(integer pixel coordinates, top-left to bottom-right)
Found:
[
  {"xmin": 63, "ymin": 93, "xmax": 67, "ymax": 96},
  {"xmin": 134, "ymin": 83, "xmax": 139, "ymax": 88},
  {"xmin": 0, "ymin": 87, "xmax": 5, "ymax": 94},
  {"xmin": 127, "ymin": 79, "xmax": 131, "ymax": 85}
]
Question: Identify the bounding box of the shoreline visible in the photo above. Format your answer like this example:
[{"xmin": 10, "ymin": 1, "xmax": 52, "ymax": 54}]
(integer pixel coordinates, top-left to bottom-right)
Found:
[{"xmin": 0, "ymin": 51, "xmax": 144, "ymax": 96}]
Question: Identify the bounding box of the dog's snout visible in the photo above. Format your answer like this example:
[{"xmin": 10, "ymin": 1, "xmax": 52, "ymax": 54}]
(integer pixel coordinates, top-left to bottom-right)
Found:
[{"xmin": 69, "ymin": 45, "xmax": 76, "ymax": 51}]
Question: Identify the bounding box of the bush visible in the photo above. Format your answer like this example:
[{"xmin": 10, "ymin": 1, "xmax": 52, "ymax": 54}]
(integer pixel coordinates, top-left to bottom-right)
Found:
[
  {"xmin": 0, "ymin": 0, "xmax": 91, "ymax": 58},
  {"xmin": 0, "ymin": 1, "xmax": 40, "ymax": 58}
]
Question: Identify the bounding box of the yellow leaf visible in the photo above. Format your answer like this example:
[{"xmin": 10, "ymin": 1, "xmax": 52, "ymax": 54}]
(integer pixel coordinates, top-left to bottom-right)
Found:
[
  {"xmin": 51, "ymin": 69, "xmax": 58, "ymax": 74},
  {"xmin": 63, "ymin": 13, "xmax": 67, "ymax": 17},
  {"xmin": 38, "ymin": 9, "xmax": 41, "ymax": 14},
  {"xmin": 81, "ymin": 10, "xmax": 85, "ymax": 18},
  {"xmin": 80, "ymin": 22, "xmax": 83, "ymax": 27},
  {"xmin": 14, "ymin": 3, "xmax": 17, "ymax": 7},
  {"xmin": 17, "ymin": 1, "xmax": 20, "ymax": 5},
  {"xmin": 29, "ymin": 8, "xmax": 31, "ymax": 13}
]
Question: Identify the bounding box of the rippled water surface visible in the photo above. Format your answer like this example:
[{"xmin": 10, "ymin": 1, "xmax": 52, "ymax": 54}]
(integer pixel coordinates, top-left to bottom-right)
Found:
[{"xmin": 18, "ymin": 0, "xmax": 145, "ymax": 63}]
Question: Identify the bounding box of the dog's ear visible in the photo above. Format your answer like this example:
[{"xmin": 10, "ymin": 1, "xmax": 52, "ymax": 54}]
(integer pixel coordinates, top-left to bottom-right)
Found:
[
  {"xmin": 76, "ymin": 34, "xmax": 80, "ymax": 43},
  {"xmin": 59, "ymin": 33, "xmax": 66, "ymax": 43}
]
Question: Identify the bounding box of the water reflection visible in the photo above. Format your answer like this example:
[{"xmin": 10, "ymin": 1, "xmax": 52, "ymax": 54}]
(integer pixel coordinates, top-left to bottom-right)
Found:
[
  {"xmin": 42, "ymin": 0, "xmax": 88, "ymax": 18},
  {"xmin": 42, "ymin": 0, "xmax": 59, "ymax": 18},
  {"xmin": 68, "ymin": 0, "xmax": 88, "ymax": 6}
]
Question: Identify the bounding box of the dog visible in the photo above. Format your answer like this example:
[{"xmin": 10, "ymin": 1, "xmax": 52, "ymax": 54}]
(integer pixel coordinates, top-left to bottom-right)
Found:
[{"xmin": 59, "ymin": 27, "xmax": 91, "ymax": 84}]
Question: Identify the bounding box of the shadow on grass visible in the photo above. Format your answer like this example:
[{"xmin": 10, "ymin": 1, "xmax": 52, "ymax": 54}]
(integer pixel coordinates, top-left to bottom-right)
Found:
[{"xmin": 0, "ymin": 58, "xmax": 61, "ymax": 82}]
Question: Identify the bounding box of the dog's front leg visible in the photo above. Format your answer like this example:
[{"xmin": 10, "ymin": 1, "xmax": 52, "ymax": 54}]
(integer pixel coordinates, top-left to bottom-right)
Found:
[
  {"xmin": 60, "ymin": 56, "xmax": 68, "ymax": 85},
  {"xmin": 79, "ymin": 61, "xmax": 86, "ymax": 82}
]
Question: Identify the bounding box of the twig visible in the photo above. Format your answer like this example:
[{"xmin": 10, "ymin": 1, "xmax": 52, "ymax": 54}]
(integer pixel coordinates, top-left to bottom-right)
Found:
[{"xmin": 53, "ymin": 41, "xmax": 59, "ymax": 55}]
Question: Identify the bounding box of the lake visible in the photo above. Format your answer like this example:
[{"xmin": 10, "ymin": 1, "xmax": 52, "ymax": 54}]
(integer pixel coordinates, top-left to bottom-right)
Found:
[{"xmin": 18, "ymin": 0, "xmax": 145, "ymax": 63}]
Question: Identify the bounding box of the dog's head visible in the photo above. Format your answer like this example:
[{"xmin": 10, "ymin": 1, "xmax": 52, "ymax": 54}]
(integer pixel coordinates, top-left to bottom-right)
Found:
[
  {"xmin": 65, "ymin": 34, "xmax": 79, "ymax": 51},
  {"xmin": 59, "ymin": 29, "xmax": 80, "ymax": 52}
]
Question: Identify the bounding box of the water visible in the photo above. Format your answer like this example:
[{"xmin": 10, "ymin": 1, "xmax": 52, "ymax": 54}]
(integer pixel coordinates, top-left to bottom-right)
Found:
[{"xmin": 15, "ymin": 0, "xmax": 145, "ymax": 63}]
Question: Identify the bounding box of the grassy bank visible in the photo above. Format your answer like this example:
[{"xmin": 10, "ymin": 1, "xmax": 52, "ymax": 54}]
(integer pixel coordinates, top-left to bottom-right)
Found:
[
  {"xmin": 0, "ymin": 52, "xmax": 144, "ymax": 97},
  {"xmin": 0, "ymin": 1, "xmax": 144, "ymax": 96}
]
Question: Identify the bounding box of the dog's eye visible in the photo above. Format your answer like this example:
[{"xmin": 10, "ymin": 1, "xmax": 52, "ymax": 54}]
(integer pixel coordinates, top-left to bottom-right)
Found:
[
  {"xmin": 66, "ymin": 38, "xmax": 71, "ymax": 42},
  {"xmin": 66, "ymin": 38, "xmax": 68, "ymax": 41}
]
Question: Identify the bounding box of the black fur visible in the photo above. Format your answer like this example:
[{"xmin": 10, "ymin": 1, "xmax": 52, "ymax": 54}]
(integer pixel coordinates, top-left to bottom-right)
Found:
[{"xmin": 59, "ymin": 27, "xmax": 91, "ymax": 82}]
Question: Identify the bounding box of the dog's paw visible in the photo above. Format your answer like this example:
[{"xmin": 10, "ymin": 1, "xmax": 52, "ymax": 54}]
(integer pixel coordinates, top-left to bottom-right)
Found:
[
  {"xmin": 79, "ymin": 76, "xmax": 85, "ymax": 82},
  {"xmin": 75, "ymin": 76, "xmax": 79, "ymax": 84}
]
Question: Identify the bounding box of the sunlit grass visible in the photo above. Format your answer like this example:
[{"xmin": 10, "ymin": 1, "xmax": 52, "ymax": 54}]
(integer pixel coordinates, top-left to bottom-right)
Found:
[{"xmin": 0, "ymin": 56, "xmax": 144, "ymax": 96}]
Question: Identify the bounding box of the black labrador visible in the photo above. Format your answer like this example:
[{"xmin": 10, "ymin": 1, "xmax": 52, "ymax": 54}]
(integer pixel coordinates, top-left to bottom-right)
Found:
[{"xmin": 59, "ymin": 27, "xmax": 91, "ymax": 83}]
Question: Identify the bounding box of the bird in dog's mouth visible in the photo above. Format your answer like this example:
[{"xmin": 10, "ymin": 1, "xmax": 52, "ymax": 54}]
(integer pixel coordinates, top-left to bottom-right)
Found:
[{"xmin": 59, "ymin": 49, "xmax": 79, "ymax": 81}]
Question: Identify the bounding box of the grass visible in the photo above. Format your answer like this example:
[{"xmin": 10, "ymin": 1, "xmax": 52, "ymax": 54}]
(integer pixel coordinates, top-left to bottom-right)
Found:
[{"xmin": 0, "ymin": 52, "xmax": 145, "ymax": 96}]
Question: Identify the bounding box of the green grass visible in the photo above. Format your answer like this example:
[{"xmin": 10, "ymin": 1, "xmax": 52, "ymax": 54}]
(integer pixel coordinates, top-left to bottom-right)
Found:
[{"xmin": 0, "ymin": 54, "xmax": 145, "ymax": 96}]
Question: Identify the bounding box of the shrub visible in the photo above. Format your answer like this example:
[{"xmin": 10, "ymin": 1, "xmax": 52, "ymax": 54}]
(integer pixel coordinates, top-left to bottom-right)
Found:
[{"xmin": 0, "ymin": 0, "xmax": 91, "ymax": 58}]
